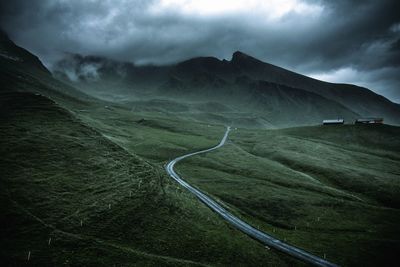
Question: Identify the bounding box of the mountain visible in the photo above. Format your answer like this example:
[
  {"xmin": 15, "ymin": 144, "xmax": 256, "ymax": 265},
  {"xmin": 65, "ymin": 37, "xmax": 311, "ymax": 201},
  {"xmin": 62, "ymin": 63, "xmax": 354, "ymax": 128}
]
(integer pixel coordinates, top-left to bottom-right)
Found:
[
  {"xmin": 3, "ymin": 29, "xmax": 397, "ymax": 127},
  {"xmin": 52, "ymin": 53, "xmax": 170, "ymax": 99},
  {"xmin": 53, "ymin": 51, "xmax": 400, "ymax": 126},
  {"xmin": 166, "ymin": 51, "xmax": 400, "ymax": 124},
  {"xmin": 0, "ymin": 31, "xmax": 92, "ymax": 104},
  {"xmin": 51, "ymin": 55, "xmax": 359, "ymax": 127},
  {"xmin": 227, "ymin": 51, "xmax": 400, "ymax": 124},
  {"xmin": 0, "ymin": 30, "xmax": 50, "ymax": 75}
]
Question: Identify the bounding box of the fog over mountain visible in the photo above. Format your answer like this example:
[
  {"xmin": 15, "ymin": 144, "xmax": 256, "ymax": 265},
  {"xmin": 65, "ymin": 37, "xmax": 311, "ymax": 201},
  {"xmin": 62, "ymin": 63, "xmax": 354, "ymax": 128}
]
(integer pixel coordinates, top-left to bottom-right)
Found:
[{"xmin": 0, "ymin": 0, "xmax": 399, "ymax": 102}]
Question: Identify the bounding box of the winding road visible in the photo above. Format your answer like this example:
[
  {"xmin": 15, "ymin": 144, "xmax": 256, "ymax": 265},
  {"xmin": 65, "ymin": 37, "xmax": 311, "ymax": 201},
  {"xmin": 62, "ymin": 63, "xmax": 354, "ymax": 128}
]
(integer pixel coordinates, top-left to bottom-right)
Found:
[{"xmin": 165, "ymin": 126, "xmax": 339, "ymax": 267}]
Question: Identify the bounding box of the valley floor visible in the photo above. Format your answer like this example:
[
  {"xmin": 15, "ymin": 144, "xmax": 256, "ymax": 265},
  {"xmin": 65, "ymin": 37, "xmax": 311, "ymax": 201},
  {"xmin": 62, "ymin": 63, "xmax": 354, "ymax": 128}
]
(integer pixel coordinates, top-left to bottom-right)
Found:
[
  {"xmin": 1, "ymin": 89, "xmax": 399, "ymax": 266},
  {"xmin": 67, "ymin": 97, "xmax": 400, "ymax": 267}
]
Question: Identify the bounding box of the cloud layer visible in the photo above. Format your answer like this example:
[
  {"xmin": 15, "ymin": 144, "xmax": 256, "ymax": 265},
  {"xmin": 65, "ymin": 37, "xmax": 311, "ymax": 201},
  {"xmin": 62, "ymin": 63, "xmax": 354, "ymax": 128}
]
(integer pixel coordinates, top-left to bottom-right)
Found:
[{"xmin": 0, "ymin": 0, "xmax": 399, "ymax": 102}]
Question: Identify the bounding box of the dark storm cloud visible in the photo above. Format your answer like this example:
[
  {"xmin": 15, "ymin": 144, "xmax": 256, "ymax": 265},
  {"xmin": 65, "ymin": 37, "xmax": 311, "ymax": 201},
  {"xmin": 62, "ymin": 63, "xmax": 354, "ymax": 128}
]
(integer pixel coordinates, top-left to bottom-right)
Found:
[
  {"xmin": 299, "ymin": 0, "xmax": 400, "ymax": 71},
  {"xmin": 0, "ymin": 0, "xmax": 399, "ymax": 102}
]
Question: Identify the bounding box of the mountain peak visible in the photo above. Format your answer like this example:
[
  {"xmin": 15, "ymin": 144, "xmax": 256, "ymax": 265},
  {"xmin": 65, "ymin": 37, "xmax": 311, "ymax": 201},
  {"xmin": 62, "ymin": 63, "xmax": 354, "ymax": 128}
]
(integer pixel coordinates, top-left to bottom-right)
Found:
[
  {"xmin": 0, "ymin": 29, "xmax": 13, "ymax": 45},
  {"xmin": 231, "ymin": 51, "xmax": 261, "ymax": 65},
  {"xmin": 232, "ymin": 51, "xmax": 249, "ymax": 58}
]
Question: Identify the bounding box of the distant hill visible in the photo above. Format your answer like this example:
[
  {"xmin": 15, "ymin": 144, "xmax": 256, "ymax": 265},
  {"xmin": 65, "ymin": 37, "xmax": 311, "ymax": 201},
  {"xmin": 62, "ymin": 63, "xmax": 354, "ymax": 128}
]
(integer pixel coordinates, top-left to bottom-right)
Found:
[
  {"xmin": 2, "ymin": 30, "xmax": 399, "ymax": 127},
  {"xmin": 52, "ymin": 51, "xmax": 400, "ymax": 126},
  {"xmin": 165, "ymin": 51, "xmax": 400, "ymax": 124},
  {"xmin": 226, "ymin": 51, "xmax": 400, "ymax": 125}
]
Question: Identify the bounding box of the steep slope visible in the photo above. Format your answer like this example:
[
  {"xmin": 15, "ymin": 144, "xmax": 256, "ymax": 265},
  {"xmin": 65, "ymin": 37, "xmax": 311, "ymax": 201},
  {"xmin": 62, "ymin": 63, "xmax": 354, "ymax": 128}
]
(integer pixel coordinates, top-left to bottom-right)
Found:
[
  {"xmin": 52, "ymin": 54, "xmax": 360, "ymax": 127},
  {"xmin": 52, "ymin": 51, "xmax": 399, "ymax": 127},
  {"xmin": 228, "ymin": 51, "xmax": 400, "ymax": 124},
  {"xmin": 243, "ymin": 81, "xmax": 358, "ymax": 127},
  {"xmin": 161, "ymin": 59, "xmax": 359, "ymax": 126},
  {"xmin": 0, "ymin": 31, "xmax": 92, "ymax": 105},
  {"xmin": 166, "ymin": 51, "xmax": 400, "ymax": 125},
  {"xmin": 0, "ymin": 30, "xmax": 50, "ymax": 75}
]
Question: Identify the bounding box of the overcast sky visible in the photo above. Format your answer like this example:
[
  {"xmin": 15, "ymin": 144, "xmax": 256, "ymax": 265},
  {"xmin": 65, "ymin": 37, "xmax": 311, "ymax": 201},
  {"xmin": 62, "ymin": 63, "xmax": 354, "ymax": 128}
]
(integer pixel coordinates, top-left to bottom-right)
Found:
[{"xmin": 1, "ymin": 0, "xmax": 399, "ymax": 102}]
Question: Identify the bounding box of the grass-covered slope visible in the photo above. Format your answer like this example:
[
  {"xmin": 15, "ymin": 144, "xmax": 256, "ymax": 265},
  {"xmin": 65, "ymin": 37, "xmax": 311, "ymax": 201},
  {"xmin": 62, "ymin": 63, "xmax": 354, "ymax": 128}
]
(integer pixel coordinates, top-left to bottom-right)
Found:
[
  {"xmin": 176, "ymin": 125, "xmax": 400, "ymax": 267},
  {"xmin": 0, "ymin": 91, "xmax": 298, "ymax": 266}
]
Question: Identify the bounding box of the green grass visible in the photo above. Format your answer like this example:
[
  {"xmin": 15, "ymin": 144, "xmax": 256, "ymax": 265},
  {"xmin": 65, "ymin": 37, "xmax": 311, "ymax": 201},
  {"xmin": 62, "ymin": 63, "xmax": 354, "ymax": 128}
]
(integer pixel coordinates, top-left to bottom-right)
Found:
[
  {"xmin": 0, "ymin": 91, "xmax": 298, "ymax": 266},
  {"xmin": 51, "ymin": 90, "xmax": 400, "ymax": 267},
  {"xmin": 73, "ymin": 102, "xmax": 225, "ymax": 164},
  {"xmin": 175, "ymin": 125, "xmax": 400, "ymax": 267},
  {"xmin": 2, "ymin": 50, "xmax": 400, "ymax": 266}
]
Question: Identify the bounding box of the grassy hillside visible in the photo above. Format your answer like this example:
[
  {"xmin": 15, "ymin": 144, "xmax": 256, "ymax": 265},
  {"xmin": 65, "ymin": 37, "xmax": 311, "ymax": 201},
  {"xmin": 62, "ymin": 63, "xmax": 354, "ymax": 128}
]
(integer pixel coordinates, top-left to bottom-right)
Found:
[
  {"xmin": 175, "ymin": 125, "xmax": 400, "ymax": 267},
  {"xmin": 2, "ymin": 31, "xmax": 399, "ymax": 267},
  {"xmin": 67, "ymin": 99, "xmax": 400, "ymax": 266},
  {"xmin": 0, "ymin": 91, "xmax": 298, "ymax": 266}
]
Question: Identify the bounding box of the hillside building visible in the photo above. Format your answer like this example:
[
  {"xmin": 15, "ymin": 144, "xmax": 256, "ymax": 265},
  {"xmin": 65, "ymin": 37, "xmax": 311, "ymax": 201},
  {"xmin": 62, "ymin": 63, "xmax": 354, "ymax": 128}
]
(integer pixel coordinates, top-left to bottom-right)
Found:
[
  {"xmin": 322, "ymin": 119, "xmax": 344, "ymax": 125},
  {"xmin": 355, "ymin": 118, "xmax": 384, "ymax": 124}
]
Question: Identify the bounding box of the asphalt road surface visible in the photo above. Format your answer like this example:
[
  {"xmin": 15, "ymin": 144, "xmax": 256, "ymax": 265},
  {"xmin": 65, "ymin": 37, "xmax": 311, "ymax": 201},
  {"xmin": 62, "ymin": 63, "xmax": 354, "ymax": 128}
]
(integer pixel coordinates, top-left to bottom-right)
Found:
[{"xmin": 165, "ymin": 126, "xmax": 339, "ymax": 267}]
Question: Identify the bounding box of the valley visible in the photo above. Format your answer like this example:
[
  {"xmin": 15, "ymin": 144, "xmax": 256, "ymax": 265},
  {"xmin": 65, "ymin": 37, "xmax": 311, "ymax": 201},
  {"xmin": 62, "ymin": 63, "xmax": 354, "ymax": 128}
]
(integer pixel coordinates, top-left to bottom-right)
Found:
[{"xmin": 1, "ymin": 30, "xmax": 399, "ymax": 267}]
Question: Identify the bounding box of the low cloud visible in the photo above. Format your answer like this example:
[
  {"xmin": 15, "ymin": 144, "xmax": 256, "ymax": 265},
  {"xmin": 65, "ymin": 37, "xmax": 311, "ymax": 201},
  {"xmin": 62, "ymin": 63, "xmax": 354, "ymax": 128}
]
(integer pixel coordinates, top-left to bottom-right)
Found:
[{"xmin": 53, "ymin": 53, "xmax": 129, "ymax": 82}]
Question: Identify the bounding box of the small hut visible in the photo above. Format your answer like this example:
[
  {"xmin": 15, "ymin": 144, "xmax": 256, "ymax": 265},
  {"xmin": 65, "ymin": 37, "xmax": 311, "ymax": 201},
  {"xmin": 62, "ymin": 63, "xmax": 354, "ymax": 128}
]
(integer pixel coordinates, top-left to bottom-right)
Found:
[
  {"xmin": 355, "ymin": 118, "xmax": 384, "ymax": 124},
  {"xmin": 322, "ymin": 119, "xmax": 344, "ymax": 125}
]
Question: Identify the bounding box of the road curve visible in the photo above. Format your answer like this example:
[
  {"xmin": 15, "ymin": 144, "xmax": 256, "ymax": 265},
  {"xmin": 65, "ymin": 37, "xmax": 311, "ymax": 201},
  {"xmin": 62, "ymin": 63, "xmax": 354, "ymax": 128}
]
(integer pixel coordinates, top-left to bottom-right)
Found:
[{"xmin": 165, "ymin": 126, "xmax": 339, "ymax": 267}]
